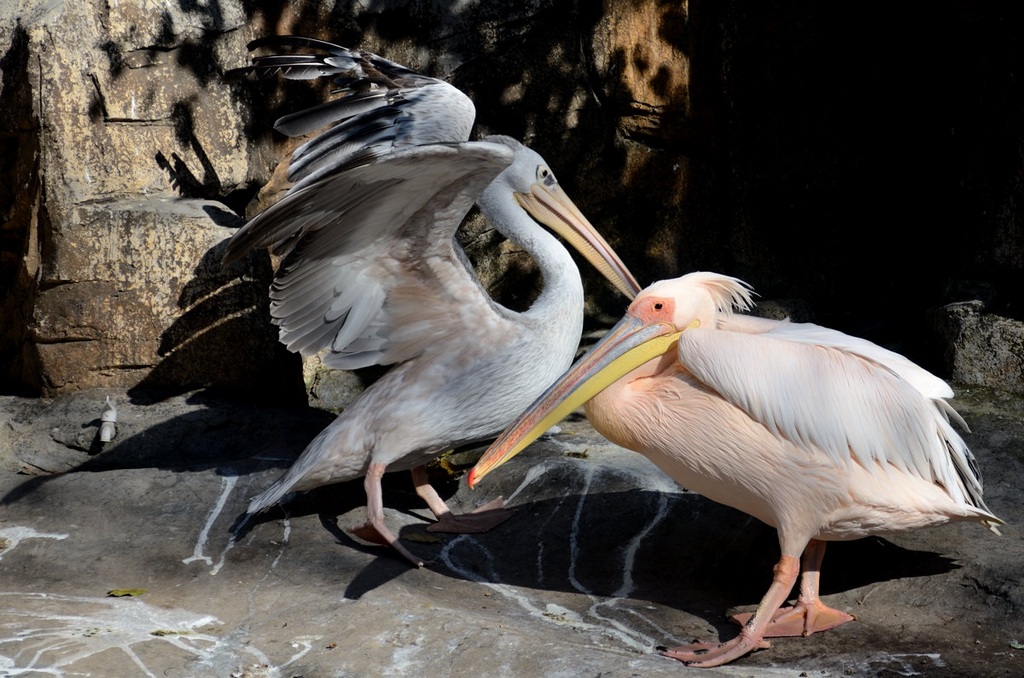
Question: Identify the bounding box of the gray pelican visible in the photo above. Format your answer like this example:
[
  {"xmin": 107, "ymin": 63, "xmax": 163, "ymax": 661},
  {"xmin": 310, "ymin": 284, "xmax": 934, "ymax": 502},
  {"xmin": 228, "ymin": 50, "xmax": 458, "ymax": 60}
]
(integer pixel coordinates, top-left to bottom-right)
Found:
[
  {"xmin": 470, "ymin": 271, "xmax": 1002, "ymax": 666},
  {"xmin": 223, "ymin": 36, "xmax": 641, "ymax": 566}
]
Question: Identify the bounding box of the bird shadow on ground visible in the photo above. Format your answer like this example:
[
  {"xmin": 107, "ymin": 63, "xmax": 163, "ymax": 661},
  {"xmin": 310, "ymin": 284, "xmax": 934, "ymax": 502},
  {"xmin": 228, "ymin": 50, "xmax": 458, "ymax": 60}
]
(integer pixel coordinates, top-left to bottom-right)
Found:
[
  {"xmin": 0, "ymin": 389, "xmax": 965, "ymax": 634},
  {"xmin": 0, "ymin": 389, "xmax": 330, "ymax": 505},
  {"xmin": 253, "ymin": 478, "xmax": 961, "ymax": 639},
  {"xmin": 416, "ymin": 460, "xmax": 961, "ymax": 641},
  {"xmin": 231, "ymin": 468, "xmax": 454, "ymax": 599},
  {"xmin": 227, "ymin": 444, "xmax": 963, "ymax": 616}
]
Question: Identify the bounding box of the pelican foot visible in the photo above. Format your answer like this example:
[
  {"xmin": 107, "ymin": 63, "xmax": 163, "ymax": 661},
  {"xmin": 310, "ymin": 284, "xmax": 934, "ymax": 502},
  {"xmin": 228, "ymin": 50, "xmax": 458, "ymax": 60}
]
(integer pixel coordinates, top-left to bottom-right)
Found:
[
  {"xmin": 661, "ymin": 633, "xmax": 771, "ymax": 668},
  {"xmin": 425, "ymin": 497, "xmax": 516, "ymax": 534},
  {"xmin": 730, "ymin": 599, "xmax": 855, "ymax": 637},
  {"xmin": 349, "ymin": 522, "xmax": 427, "ymax": 568}
]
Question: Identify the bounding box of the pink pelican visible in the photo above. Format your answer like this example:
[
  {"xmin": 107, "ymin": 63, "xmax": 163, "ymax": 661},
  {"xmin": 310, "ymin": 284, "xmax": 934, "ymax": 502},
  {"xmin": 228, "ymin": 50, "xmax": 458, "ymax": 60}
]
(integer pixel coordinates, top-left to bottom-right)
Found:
[
  {"xmin": 223, "ymin": 37, "xmax": 641, "ymax": 566},
  {"xmin": 469, "ymin": 271, "xmax": 1002, "ymax": 666}
]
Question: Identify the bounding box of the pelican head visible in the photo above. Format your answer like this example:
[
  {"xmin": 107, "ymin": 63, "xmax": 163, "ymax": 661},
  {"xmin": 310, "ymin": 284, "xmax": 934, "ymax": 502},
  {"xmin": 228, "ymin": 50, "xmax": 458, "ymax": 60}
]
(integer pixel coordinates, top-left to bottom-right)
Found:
[
  {"xmin": 468, "ymin": 271, "xmax": 754, "ymax": 486},
  {"xmin": 481, "ymin": 135, "xmax": 640, "ymax": 300}
]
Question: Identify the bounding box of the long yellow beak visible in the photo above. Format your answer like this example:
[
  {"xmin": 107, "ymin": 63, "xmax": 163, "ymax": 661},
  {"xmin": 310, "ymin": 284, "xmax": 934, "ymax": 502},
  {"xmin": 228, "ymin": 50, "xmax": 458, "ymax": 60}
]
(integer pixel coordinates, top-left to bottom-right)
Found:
[
  {"xmin": 468, "ymin": 314, "xmax": 682, "ymax": 488},
  {"xmin": 516, "ymin": 184, "xmax": 641, "ymax": 300}
]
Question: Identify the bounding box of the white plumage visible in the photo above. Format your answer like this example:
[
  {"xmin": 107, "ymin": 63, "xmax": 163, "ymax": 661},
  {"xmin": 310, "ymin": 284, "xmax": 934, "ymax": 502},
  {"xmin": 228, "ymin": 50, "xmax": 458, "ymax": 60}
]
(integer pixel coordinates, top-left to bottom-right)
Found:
[
  {"xmin": 471, "ymin": 271, "xmax": 1001, "ymax": 665},
  {"xmin": 224, "ymin": 37, "xmax": 640, "ymax": 565}
]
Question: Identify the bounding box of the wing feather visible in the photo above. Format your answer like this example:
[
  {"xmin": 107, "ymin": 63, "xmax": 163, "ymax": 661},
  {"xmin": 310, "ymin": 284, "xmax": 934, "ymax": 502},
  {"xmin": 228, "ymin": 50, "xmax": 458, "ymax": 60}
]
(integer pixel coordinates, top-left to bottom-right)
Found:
[
  {"xmin": 677, "ymin": 324, "xmax": 990, "ymax": 513},
  {"xmin": 726, "ymin": 316, "xmax": 955, "ymax": 400},
  {"xmin": 223, "ymin": 39, "xmax": 519, "ymax": 370},
  {"xmin": 228, "ymin": 142, "xmax": 514, "ymax": 365},
  {"xmin": 224, "ymin": 37, "xmax": 477, "ymax": 187},
  {"xmin": 275, "ymin": 92, "xmax": 392, "ymax": 137}
]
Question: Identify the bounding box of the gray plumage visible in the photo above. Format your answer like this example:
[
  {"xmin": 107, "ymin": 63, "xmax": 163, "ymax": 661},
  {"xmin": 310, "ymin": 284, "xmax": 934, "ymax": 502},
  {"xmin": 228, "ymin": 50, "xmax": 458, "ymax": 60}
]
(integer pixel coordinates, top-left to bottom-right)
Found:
[{"xmin": 225, "ymin": 38, "xmax": 639, "ymax": 563}]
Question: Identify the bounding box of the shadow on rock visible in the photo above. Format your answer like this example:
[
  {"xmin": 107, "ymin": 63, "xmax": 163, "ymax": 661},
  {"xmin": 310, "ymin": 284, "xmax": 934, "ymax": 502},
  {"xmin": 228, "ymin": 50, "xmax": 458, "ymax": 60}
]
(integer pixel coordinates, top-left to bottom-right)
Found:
[
  {"xmin": 127, "ymin": 235, "xmax": 306, "ymax": 406},
  {"xmin": 230, "ymin": 443, "xmax": 963, "ymax": 613},
  {"xmin": 0, "ymin": 388, "xmax": 335, "ymax": 505},
  {"xmin": 422, "ymin": 452, "xmax": 961, "ymax": 637},
  {"xmin": 231, "ymin": 467, "xmax": 446, "ymax": 598}
]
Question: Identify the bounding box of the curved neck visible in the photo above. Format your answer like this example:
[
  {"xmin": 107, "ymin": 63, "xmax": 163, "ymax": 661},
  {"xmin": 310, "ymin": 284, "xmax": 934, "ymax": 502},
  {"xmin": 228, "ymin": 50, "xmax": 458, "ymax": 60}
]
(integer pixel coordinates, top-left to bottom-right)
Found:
[{"xmin": 476, "ymin": 181, "xmax": 585, "ymax": 324}]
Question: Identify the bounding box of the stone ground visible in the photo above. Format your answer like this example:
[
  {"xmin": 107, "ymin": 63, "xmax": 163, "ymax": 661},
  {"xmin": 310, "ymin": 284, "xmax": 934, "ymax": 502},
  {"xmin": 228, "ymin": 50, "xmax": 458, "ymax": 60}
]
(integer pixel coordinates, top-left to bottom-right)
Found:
[{"xmin": 0, "ymin": 386, "xmax": 1021, "ymax": 677}]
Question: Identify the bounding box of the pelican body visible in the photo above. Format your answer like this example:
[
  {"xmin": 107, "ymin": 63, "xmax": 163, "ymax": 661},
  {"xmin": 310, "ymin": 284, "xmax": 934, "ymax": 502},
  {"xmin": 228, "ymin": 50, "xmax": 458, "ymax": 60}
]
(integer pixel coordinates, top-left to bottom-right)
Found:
[
  {"xmin": 224, "ymin": 37, "xmax": 640, "ymax": 566},
  {"xmin": 470, "ymin": 271, "xmax": 1002, "ymax": 666}
]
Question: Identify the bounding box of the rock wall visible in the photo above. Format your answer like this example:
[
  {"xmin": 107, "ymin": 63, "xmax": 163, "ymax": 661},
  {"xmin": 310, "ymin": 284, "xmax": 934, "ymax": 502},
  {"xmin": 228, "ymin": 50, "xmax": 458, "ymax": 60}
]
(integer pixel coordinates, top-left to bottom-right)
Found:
[
  {"xmin": 0, "ymin": 0, "xmax": 299, "ymax": 399},
  {"xmin": 2, "ymin": 0, "xmax": 1023, "ymax": 398}
]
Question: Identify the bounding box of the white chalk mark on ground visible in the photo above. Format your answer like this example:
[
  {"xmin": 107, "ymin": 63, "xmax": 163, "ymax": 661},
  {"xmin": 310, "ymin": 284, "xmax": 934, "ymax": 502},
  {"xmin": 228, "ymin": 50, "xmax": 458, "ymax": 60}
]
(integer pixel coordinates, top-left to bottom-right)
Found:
[
  {"xmin": 613, "ymin": 470, "xmax": 680, "ymax": 599},
  {"xmin": 281, "ymin": 635, "xmax": 318, "ymax": 670},
  {"xmin": 590, "ymin": 467, "xmax": 686, "ymax": 648},
  {"xmin": 566, "ymin": 465, "xmax": 595, "ymax": 596},
  {"xmin": 880, "ymin": 653, "xmax": 947, "ymax": 675},
  {"xmin": 559, "ymin": 466, "xmax": 664, "ymax": 653},
  {"xmin": 442, "ymin": 533, "xmax": 659, "ymax": 653},
  {"xmin": 441, "ymin": 535, "xmax": 587, "ymax": 626},
  {"xmin": 183, "ymin": 474, "xmax": 238, "ymax": 573},
  {"xmin": 242, "ymin": 517, "xmax": 292, "ymax": 618},
  {"xmin": 505, "ymin": 463, "xmax": 551, "ymax": 504},
  {"xmin": 0, "ymin": 527, "xmax": 68, "ymax": 560},
  {"xmin": 561, "ymin": 445, "xmax": 688, "ymax": 648},
  {"xmin": 533, "ymin": 487, "xmax": 571, "ymax": 586},
  {"xmin": 443, "ymin": 454, "xmax": 680, "ymax": 656},
  {"xmin": 0, "ymin": 592, "xmax": 270, "ymax": 677},
  {"xmin": 461, "ymin": 446, "xmax": 692, "ymax": 655},
  {"xmin": 269, "ymin": 519, "xmax": 292, "ymax": 571}
]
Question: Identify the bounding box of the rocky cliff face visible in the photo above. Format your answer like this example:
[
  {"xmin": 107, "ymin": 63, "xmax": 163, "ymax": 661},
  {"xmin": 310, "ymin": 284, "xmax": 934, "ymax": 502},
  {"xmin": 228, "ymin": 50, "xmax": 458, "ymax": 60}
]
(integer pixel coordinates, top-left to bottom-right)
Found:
[
  {"xmin": 0, "ymin": 0, "xmax": 296, "ymax": 397},
  {"xmin": 2, "ymin": 0, "xmax": 1022, "ymax": 398}
]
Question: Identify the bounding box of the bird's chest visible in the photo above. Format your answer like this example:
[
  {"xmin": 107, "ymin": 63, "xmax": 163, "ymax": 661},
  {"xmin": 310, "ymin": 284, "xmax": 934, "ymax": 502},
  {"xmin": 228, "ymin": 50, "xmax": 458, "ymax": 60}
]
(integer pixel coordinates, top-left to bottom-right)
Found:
[
  {"xmin": 584, "ymin": 366, "xmax": 712, "ymax": 454},
  {"xmin": 583, "ymin": 368, "xmax": 807, "ymax": 529}
]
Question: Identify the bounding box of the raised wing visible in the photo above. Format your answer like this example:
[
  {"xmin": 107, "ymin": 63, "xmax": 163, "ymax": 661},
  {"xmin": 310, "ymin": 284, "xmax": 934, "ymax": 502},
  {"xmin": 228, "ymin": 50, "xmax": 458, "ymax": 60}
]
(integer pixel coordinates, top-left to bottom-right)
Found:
[
  {"xmin": 676, "ymin": 322, "xmax": 989, "ymax": 512},
  {"xmin": 225, "ymin": 36, "xmax": 476, "ymax": 192},
  {"xmin": 223, "ymin": 38, "xmax": 513, "ymax": 369},
  {"xmin": 226, "ymin": 141, "xmax": 516, "ymax": 369}
]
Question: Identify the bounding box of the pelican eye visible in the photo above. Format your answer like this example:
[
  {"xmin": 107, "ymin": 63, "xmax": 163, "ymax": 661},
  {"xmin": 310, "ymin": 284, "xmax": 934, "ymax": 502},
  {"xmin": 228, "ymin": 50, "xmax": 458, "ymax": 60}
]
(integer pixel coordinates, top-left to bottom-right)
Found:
[
  {"xmin": 654, "ymin": 302, "xmax": 664, "ymax": 310},
  {"xmin": 537, "ymin": 166, "xmax": 556, "ymax": 186}
]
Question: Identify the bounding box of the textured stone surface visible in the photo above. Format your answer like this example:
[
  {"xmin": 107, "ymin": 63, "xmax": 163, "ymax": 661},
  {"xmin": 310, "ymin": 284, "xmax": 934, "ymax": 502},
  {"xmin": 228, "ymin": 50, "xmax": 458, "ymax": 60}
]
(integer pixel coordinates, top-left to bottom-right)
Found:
[
  {"xmin": 0, "ymin": 386, "xmax": 1021, "ymax": 676},
  {"xmin": 15, "ymin": 196, "xmax": 298, "ymax": 397},
  {"xmin": 4, "ymin": 0, "xmax": 1024, "ymax": 396},
  {"xmin": 0, "ymin": 0, "xmax": 276, "ymax": 396},
  {"xmin": 934, "ymin": 301, "xmax": 1024, "ymax": 394}
]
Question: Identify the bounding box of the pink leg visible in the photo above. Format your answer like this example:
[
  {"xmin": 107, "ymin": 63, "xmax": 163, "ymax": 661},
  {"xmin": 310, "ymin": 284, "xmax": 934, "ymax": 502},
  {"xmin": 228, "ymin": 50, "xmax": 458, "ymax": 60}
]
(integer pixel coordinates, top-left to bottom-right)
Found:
[
  {"xmin": 411, "ymin": 465, "xmax": 516, "ymax": 534},
  {"xmin": 662, "ymin": 554, "xmax": 798, "ymax": 667},
  {"xmin": 730, "ymin": 540, "xmax": 855, "ymax": 637},
  {"xmin": 411, "ymin": 465, "xmax": 455, "ymax": 519},
  {"xmin": 349, "ymin": 461, "xmax": 426, "ymax": 567}
]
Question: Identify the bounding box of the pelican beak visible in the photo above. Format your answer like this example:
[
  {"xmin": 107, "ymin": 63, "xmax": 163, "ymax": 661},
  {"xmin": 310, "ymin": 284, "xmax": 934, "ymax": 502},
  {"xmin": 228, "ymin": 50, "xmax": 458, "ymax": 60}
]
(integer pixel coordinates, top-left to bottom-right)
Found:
[
  {"xmin": 516, "ymin": 184, "xmax": 641, "ymax": 300},
  {"xmin": 468, "ymin": 314, "xmax": 683, "ymax": 488}
]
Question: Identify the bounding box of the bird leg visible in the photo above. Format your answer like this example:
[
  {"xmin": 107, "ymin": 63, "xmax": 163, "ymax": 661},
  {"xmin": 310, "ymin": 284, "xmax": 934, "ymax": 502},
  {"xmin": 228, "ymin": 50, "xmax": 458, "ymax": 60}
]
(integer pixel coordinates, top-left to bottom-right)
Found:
[
  {"xmin": 349, "ymin": 461, "xmax": 426, "ymax": 567},
  {"xmin": 730, "ymin": 540, "xmax": 855, "ymax": 637},
  {"xmin": 412, "ymin": 465, "xmax": 516, "ymax": 534},
  {"xmin": 662, "ymin": 554, "xmax": 799, "ymax": 667}
]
